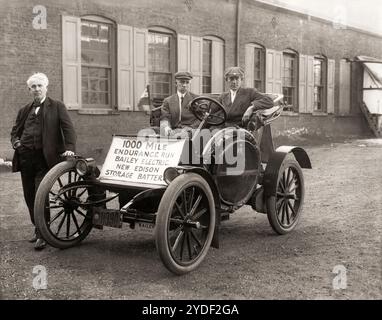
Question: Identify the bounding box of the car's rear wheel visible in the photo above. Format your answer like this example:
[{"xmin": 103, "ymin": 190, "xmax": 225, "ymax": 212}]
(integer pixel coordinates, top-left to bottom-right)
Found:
[
  {"xmin": 266, "ymin": 159, "xmax": 304, "ymax": 234},
  {"xmin": 155, "ymin": 173, "xmax": 215, "ymax": 275}
]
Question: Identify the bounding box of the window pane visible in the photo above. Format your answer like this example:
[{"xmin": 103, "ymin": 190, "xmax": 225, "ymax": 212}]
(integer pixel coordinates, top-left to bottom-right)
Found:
[
  {"xmin": 202, "ymin": 76, "xmax": 211, "ymax": 93},
  {"xmin": 81, "ymin": 21, "xmax": 110, "ymax": 66},
  {"xmin": 82, "ymin": 92, "xmax": 89, "ymax": 104},
  {"xmin": 314, "ymin": 58, "xmax": 326, "ymax": 111},
  {"xmin": 90, "ymin": 92, "xmax": 98, "ymax": 104},
  {"xmin": 148, "ymin": 31, "xmax": 174, "ymax": 100},
  {"xmin": 81, "ymin": 78, "xmax": 88, "ymax": 90},
  {"xmin": 81, "ymin": 19, "xmax": 112, "ymax": 108},
  {"xmin": 254, "ymin": 80, "xmax": 262, "ymax": 91},
  {"xmin": 202, "ymin": 39, "xmax": 212, "ymax": 93},
  {"xmin": 99, "ymin": 79, "xmax": 108, "ymax": 92},
  {"xmin": 99, "ymin": 93, "xmax": 108, "ymax": 105},
  {"xmin": 81, "ymin": 66, "xmax": 111, "ymax": 108},
  {"xmin": 203, "ymin": 39, "xmax": 212, "ymax": 76},
  {"xmin": 282, "ymin": 52, "xmax": 297, "ymax": 111},
  {"xmin": 314, "ymin": 60, "xmax": 322, "ymax": 85},
  {"xmin": 149, "ymin": 32, "xmax": 171, "ymax": 73},
  {"xmin": 253, "ymin": 47, "xmax": 264, "ymax": 91},
  {"xmin": 149, "ymin": 72, "xmax": 171, "ymax": 99}
]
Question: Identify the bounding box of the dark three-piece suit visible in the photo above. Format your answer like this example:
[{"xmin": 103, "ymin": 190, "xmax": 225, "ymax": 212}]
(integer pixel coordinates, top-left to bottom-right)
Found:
[{"xmin": 10, "ymin": 97, "xmax": 76, "ymax": 226}]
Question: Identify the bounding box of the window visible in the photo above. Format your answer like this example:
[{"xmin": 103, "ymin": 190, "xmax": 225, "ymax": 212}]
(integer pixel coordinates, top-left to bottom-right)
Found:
[
  {"xmin": 202, "ymin": 39, "xmax": 212, "ymax": 93},
  {"xmin": 313, "ymin": 56, "xmax": 327, "ymax": 112},
  {"xmin": 253, "ymin": 46, "xmax": 265, "ymax": 91},
  {"xmin": 148, "ymin": 29, "xmax": 175, "ymax": 100},
  {"xmin": 245, "ymin": 43, "xmax": 265, "ymax": 91},
  {"xmin": 64, "ymin": 16, "xmax": 152, "ymax": 111},
  {"xmin": 202, "ymin": 36, "xmax": 224, "ymax": 93},
  {"xmin": 339, "ymin": 58, "xmax": 351, "ymax": 115},
  {"xmin": 81, "ymin": 17, "xmax": 115, "ymax": 109},
  {"xmin": 282, "ymin": 51, "xmax": 298, "ymax": 112}
]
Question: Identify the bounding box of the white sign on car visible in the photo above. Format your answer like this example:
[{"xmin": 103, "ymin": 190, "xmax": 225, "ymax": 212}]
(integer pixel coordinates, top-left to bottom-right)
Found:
[{"xmin": 99, "ymin": 136, "xmax": 186, "ymax": 187}]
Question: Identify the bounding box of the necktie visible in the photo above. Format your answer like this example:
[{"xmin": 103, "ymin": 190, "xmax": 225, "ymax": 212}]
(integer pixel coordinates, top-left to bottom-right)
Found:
[
  {"xmin": 33, "ymin": 103, "xmax": 41, "ymax": 115},
  {"xmin": 179, "ymin": 95, "xmax": 184, "ymax": 122},
  {"xmin": 231, "ymin": 91, "xmax": 236, "ymax": 103}
]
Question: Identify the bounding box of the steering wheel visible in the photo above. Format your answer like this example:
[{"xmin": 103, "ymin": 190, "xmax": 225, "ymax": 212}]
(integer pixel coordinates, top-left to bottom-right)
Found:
[{"xmin": 190, "ymin": 96, "xmax": 227, "ymax": 126}]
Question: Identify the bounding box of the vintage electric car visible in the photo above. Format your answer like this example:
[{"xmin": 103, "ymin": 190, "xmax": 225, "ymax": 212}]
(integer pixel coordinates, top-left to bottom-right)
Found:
[{"xmin": 34, "ymin": 95, "xmax": 311, "ymax": 275}]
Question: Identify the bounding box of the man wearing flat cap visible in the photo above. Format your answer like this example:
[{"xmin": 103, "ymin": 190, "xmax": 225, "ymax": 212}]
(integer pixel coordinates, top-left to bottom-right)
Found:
[
  {"xmin": 160, "ymin": 71, "xmax": 200, "ymax": 137},
  {"xmin": 218, "ymin": 66, "xmax": 273, "ymax": 127}
]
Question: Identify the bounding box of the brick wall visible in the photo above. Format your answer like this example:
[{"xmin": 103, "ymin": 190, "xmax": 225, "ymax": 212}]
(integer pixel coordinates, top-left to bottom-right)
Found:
[{"xmin": 1, "ymin": 0, "xmax": 381, "ymax": 161}]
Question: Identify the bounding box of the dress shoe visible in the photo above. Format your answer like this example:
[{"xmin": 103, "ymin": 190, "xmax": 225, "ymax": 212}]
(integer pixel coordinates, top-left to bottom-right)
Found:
[
  {"xmin": 28, "ymin": 232, "xmax": 38, "ymax": 243},
  {"xmin": 34, "ymin": 238, "xmax": 47, "ymax": 250}
]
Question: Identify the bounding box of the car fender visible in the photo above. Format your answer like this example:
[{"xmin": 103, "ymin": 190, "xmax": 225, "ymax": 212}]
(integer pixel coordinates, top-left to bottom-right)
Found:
[{"xmin": 263, "ymin": 146, "xmax": 311, "ymax": 197}]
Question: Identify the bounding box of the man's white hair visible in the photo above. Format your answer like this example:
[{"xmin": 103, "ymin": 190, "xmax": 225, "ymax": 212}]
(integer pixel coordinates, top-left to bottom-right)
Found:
[{"xmin": 27, "ymin": 73, "xmax": 49, "ymax": 87}]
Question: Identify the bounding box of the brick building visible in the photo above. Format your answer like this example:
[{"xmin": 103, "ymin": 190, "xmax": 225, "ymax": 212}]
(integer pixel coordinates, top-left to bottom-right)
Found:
[{"xmin": 1, "ymin": 0, "xmax": 381, "ymax": 160}]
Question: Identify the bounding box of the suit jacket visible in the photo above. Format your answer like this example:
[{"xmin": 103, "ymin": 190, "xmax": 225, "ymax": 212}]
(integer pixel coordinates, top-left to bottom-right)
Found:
[
  {"xmin": 10, "ymin": 97, "xmax": 76, "ymax": 172},
  {"xmin": 218, "ymin": 87, "xmax": 274, "ymax": 126},
  {"xmin": 160, "ymin": 91, "xmax": 200, "ymax": 129}
]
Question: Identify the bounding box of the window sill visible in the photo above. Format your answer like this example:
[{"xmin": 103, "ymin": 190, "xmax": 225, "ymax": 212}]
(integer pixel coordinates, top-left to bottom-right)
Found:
[
  {"xmin": 74, "ymin": 108, "xmax": 151, "ymax": 115},
  {"xmin": 77, "ymin": 109, "xmax": 120, "ymax": 115},
  {"xmin": 312, "ymin": 111, "xmax": 328, "ymax": 116},
  {"xmin": 281, "ymin": 111, "xmax": 299, "ymax": 117}
]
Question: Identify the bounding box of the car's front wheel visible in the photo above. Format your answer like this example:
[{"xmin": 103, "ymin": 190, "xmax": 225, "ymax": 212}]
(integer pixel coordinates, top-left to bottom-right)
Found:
[{"xmin": 155, "ymin": 173, "xmax": 216, "ymax": 275}]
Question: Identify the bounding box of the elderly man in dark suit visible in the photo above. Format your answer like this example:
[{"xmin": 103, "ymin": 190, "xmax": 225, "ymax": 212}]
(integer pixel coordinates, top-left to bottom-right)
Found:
[
  {"xmin": 10, "ymin": 73, "xmax": 76, "ymax": 250},
  {"xmin": 218, "ymin": 66, "xmax": 274, "ymax": 127},
  {"xmin": 160, "ymin": 71, "xmax": 200, "ymax": 137}
]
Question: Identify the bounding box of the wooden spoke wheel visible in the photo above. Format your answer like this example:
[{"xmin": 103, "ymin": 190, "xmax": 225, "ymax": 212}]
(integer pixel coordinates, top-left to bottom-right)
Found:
[
  {"xmin": 155, "ymin": 173, "xmax": 215, "ymax": 275},
  {"xmin": 266, "ymin": 159, "xmax": 305, "ymax": 234},
  {"xmin": 34, "ymin": 161, "xmax": 94, "ymax": 248}
]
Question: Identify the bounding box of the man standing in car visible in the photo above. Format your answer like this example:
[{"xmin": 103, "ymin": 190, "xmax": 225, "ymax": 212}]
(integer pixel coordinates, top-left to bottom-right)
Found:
[{"xmin": 10, "ymin": 73, "xmax": 76, "ymax": 250}]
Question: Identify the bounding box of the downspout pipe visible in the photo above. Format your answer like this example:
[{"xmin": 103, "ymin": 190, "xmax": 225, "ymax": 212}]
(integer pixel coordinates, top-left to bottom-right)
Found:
[{"xmin": 236, "ymin": 0, "xmax": 241, "ymax": 66}]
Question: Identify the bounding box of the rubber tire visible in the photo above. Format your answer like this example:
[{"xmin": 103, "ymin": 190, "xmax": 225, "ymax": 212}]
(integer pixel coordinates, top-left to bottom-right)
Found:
[
  {"xmin": 34, "ymin": 161, "xmax": 93, "ymax": 249},
  {"xmin": 266, "ymin": 158, "xmax": 305, "ymax": 235},
  {"xmin": 155, "ymin": 173, "xmax": 215, "ymax": 275}
]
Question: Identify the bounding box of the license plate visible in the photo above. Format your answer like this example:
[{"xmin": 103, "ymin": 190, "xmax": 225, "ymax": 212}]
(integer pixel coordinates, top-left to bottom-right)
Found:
[
  {"xmin": 135, "ymin": 222, "xmax": 155, "ymax": 234},
  {"xmin": 92, "ymin": 208, "xmax": 122, "ymax": 228}
]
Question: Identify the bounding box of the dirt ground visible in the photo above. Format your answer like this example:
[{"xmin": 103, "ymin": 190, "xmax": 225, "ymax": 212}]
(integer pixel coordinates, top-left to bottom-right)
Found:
[{"xmin": 0, "ymin": 138, "xmax": 381, "ymax": 300}]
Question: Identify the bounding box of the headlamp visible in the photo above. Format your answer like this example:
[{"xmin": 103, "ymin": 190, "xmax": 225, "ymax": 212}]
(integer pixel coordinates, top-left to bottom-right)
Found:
[
  {"xmin": 163, "ymin": 167, "xmax": 181, "ymax": 184},
  {"xmin": 75, "ymin": 158, "xmax": 96, "ymax": 176}
]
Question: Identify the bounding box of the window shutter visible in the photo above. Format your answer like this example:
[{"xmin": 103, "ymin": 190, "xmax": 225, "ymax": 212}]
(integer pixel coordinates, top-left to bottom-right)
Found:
[
  {"xmin": 327, "ymin": 59, "xmax": 335, "ymax": 114},
  {"xmin": 339, "ymin": 59, "xmax": 351, "ymax": 115},
  {"xmin": 117, "ymin": 25, "xmax": 133, "ymax": 111},
  {"xmin": 211, "ymin": 40, "xmax": 224, "ymax": 93},
  {"xmin": 190, "ymin": 36, "xmax": 202, "ymax": 94},
  {"xmin": 62, "ymin": 15, "xmax": 81, "ymax": 109},
  {"xmin": 177, "ymin": 34, "xmax": 191, "ymax": 72},
  {"xmin": 298, "ymin": 54, "xmax": 307, "ymax": 113},
  {"xmin": 306, "ymin": 55, "xmax": 314, "ymax": 113},
  {"xmin": 265, "ymin": 49, "xmax": 282, "ymax": 94},
  {"xmin": 133, "ymin": 28, "xmax": 148, "ymax": 110},
  {"xmin": 245, "ymin": 44, "xmax": 255, "ymax": 88}
]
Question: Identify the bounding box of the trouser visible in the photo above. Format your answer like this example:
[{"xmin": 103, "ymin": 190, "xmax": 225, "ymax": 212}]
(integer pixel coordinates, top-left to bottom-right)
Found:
[{"xmin": 19, "ymin": 148, "xmax": 50, "ymax": 236}]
